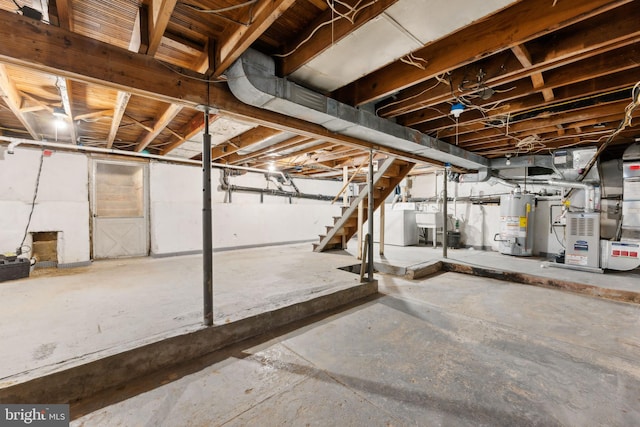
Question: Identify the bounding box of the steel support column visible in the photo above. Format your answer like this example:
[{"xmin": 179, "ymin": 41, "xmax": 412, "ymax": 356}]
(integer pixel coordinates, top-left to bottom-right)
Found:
[
  {"xmin": 203, "ymin": 109, "xmax": 213, "ymax": 326},
  {"xmin": 367, "ymin": 150, "xmax": 374, "ymax": 281},
  {"xmin": 443, "ymin": 164, "xmax": 449, "ymax": 259}
]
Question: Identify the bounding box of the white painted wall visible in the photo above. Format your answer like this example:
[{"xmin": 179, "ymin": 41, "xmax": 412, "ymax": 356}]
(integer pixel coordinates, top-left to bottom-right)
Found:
[
  {"xmin": 0, "ymin": 148, "xmax": 90, "ymax": 264},
  {"xmin": 1, "ymin": 150, "xmax": 345, "ymax": 263},
  {"xmin": 411, "ymin": 173, "xmax": 566, "ymax": 256},
  {"xmin": 149, "ymin": 162, "xmax": 343, "ymax": 255}
]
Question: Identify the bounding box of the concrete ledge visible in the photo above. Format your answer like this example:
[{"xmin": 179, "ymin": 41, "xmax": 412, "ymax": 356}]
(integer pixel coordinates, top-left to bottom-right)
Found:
[
  {"xmin": 0, "ymin": 280, "xmax": 378, "ymax": 404},
  {"xmin": 404, "ymin": 261, "xmax": 443, "ymax": 280},
  {"xmin": 441, "ymin": 262, "xmax": 640, "ymax": 305},
  {"xmin": 404, "ymin": 260, "xmax": 640, "ymax": 305}
]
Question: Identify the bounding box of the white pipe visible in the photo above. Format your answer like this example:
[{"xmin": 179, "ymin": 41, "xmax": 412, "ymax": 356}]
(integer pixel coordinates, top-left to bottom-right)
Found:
[
  {"xmin": 0, "ymin": 136, "xmax": 287, "ymax": 179},
  {"xmin": 489, "ymin": 176, "xmax": 520, "ymax": 189},
  {"xmin": 547, "ymin": 179, "xmax": 595, "ymax": 213}
]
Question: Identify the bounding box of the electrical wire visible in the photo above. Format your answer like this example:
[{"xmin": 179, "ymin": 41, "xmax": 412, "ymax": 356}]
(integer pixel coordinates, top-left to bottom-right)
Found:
[
  {"xmin": 375, "ymin": 77, "xmax": 446, "ymax": 116},
  {"xmin": 572, "ymin": 80, "xmax": 640, "ymax": 183},
  {"xmin": 400, "ymin": 53, "xmax": 428, "ymax": 70},
  {"xmin": 183, "ymin": 0, "xmax": 258, "ymax": 14},
  {"xmin": 181, "ymin": 1, "xmax": 258, "ymax": 26},
  {"xmin": 273, "ymin": 0, "xmax": 376, "ymax": 58},
  {"xmin": 156, "ymin": 60, "xmax": 227, "ymax": 83},
  {"xmin": 19, "ymin": 148, "xmax": 45, "ymax": 252}
]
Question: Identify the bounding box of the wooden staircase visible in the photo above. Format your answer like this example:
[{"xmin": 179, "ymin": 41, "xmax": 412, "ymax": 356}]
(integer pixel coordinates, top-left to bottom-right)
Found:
[{"xmin": 313, "ymin": 157, "xmax": 415, "ymax": 252}]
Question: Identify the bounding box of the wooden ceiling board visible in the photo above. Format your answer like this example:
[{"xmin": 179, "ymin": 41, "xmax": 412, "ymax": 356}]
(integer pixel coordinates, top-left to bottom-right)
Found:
[
  {"xmin": 72, "ymin": 0, "xmax": 140, "ymax": 50},
  {"xmin": 256, "ymin": 0, "xmax": 325, "ymax": 52}
]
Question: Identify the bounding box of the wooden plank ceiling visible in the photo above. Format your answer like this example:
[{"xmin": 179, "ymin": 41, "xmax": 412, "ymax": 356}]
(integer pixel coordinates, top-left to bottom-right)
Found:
[{"xmin": 0, "ymin": 0, "xmax": 638, "ymax": 179}]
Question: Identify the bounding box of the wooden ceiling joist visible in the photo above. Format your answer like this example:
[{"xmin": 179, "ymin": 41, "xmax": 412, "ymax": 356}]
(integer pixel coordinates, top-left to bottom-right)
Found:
[
  {"xmin": 226, "ymin": 136, "xmax": 319, "ymax": 165},
  {"xmin": 379, "ymin": 2, "xmax": 640, "ymax": 119},
  {"xmin": 211, "ymin": 126, "xmax": 282, "ymax": 161},
  {"xmin": 214, "ymin": 0, "xmax": 297, "ymax": 77},
  {"xmin": 161, "ymin": 111, "xmax": 219, "ymax": 155},
  {"xmin": 146, "ymin": 0, "xmax": 178, "ymax": 56},
  {"xmin": 334, "ymin": 0, "xmax": 632, "ymax": 106},
  {"xmin": 107, "ymin": 91, "xmax": 131, "ymax": 149},
  {"xmin": 135, "ymin": 103, "xmax": 182, "ymax": 152},
  {"xmin": 0, "ymin": 64, "xmax": 39, "ymax": 140}
]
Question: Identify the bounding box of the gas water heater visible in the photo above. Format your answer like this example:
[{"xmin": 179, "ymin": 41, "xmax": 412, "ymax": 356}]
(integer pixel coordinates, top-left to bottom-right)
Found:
[{"xmin": 495, "ymin": 192, "xmax": 535, "ymax": 256}]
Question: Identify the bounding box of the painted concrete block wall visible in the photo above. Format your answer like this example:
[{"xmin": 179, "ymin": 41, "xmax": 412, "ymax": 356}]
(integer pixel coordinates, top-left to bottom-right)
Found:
[
  {"xmin": 0, "ymin": 148, "xmax": 90, "ymax": 264},
  {"xmin": 149, "ymin": 162, "xmax": 343, "ymax": 255}
]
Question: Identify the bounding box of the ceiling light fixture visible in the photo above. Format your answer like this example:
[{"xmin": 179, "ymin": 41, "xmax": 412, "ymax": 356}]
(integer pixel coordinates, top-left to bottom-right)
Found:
[
  {"xmin": 450, "ymin": 103, "xmax": 465, "ymax": 118},
  {"xmin": 53, "ymin": 107, "xmax": 66, "ymax": 118}
]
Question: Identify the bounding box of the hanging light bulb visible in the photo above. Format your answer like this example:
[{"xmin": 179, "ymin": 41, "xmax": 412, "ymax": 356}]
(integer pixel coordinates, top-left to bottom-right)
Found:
[
  {"xmin": 450, "ymin": 102, "xmax": 465, "ymax": 118},
  {"xmin": 53, "ymin": 106, "xmax": 67, "ymax": 129}
]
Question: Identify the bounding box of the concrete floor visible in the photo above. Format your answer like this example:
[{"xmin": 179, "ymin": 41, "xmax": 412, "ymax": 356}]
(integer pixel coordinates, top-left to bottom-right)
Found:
[
  {"xmin": 71, "ymin": 271, "xmax": 640, "ymax": 426},
  {"xmin": 3, "ymin": 240, "xmax": 640, "ymax": 425},
  {"xmin": 0, "ymin": 244, "xmax": 360, "ymax": 381}
]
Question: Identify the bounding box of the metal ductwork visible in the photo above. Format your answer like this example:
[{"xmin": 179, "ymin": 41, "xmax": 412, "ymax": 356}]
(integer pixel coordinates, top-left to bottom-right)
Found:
[
  {"xmin": 459, "ymin": 168, "xmax": 490, "ymax": 183},
  {"xmin": 547, "ymin": 179, "xmax": 597, "ymax": 213},
  {"xmin": 226, "ymin": 49, "xmax": 489, "ymax": 170},
  {"xmin": 489, "ymin": 155, "xmax": 554, "ymax": 170}
]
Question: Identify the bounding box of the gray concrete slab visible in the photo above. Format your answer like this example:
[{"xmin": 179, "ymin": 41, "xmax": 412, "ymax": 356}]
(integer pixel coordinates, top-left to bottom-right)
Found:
[
  {"xmin": 72, "ymin": 272, "xmax": 640, "ymax": 426},
  {"xmin": 0, "ymin": 244, "xmax": 360, "ymax": 382},
  {"xmin": 346, "ymin": 240, "xmax": 640, "ymax": 294}
]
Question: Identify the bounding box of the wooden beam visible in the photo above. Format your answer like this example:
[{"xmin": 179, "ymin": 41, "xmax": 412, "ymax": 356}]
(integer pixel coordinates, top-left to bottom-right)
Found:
[
  {"xmin": 57, "ymin": 77, "xmax": 78, "ymax": 144},
  {"xmin": 107, "ymin": 91, "xmax": 131, "ymax": 148},
  {"xmin": 211, "ymin": 127, "xmax": 282, "ymax": 160},
  {"xmin": 0, "ymin": 64, "xmax": 39, "ymax": 139},
  {"xmin": 135, "ymin": 103, "xmax": 182, "ymax": 152},
  {"xmin": 161, "ymin": 112, "xmax": 218, "ymax": 155},
  {"xmin": 444, "ymin": 101, "xmax": 630, "ymax": 145},
  {"xmin": 0, "ymin": 9, "xmax": 209, "ymax": 107},
  {"xmin": 136, "ymin": 5, "xmax": 150, "ymax": 54},
  {"xmin": 252, "ymin": 141, "xmax": 336, "ymax": 166},
  {"xmin": 0, "ymin": 10, "xmax": 440, "ymax": 166},
  {"xmin": 214, "ymin": 0, "xmax": 296, "ymax": 77},
  {"xmin": 379, "ymin": 1, "xmax": 640, "ymax": 120},
  {"xmin": 412, "ymin": 58, "xmax": 640, "ymax": 136},
  {"xmin": 194, "ymin": 38, "xmax": 215, "ymax": 75},
  {"xmin": 74, "ymin": 110, "xmax": 113, "ymax": 121},
  {"xmin": 146, "ymin": 0, "xmax": 178, "ymax": 56},
  {"xmin": 225, "ymin": 136, "xmax": 317, "ymax": 164},
  {"xmin": 279, "ymin": 0, "xmax": 399, "ymax": 76},
  {"xmin": 511, "ymin": 44, "xmax": 554, "ymax": 102},
  {"xmin": 334, "ymin": 0, "xmax": 632, "ymax": 105},
  {"xmin": 407, "ymin": 46, "xmax": 640, "ymax": 129},
  {"xmin": 54, "ymin": 0, "xmax": 74, "ymax": 31}
]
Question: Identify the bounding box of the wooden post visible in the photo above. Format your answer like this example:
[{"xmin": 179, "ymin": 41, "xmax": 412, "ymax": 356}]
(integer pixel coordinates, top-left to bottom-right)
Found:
[
  {"xmin": 343, "ymin": 166, "xmax": 349, "ymax": 207},
  {"xmin": 357, "ymin": 199, "xmax": 363, "ymax": 260}
]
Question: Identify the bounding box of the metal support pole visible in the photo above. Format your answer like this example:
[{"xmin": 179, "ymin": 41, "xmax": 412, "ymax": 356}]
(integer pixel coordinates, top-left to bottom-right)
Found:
[
  {"xmin": 367, "ymin": 150, "xmax": 374, "ymax": 281},
  {"xmin": 379, "ymin": 200, "xmax": 385, "ymax": 256},
  {"xmin": 203, "ymin": 109, "xmax": 213, "ymax": 326},
  {"xmin": 443, "ymin": 164, "xmax": 449, "ymax": 259}
]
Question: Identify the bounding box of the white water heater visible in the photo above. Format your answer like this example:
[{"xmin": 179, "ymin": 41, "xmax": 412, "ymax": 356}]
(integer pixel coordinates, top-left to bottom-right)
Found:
[{"xmin": 496, "ymin": 192, "xmax": 535, "ymax": 256}]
